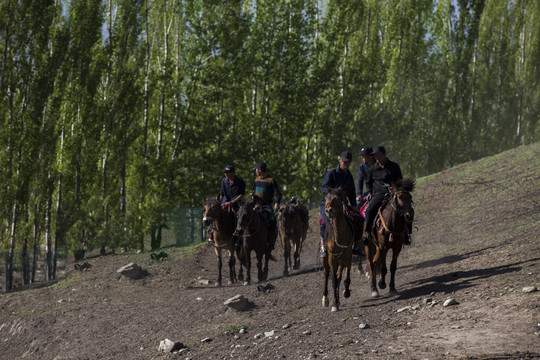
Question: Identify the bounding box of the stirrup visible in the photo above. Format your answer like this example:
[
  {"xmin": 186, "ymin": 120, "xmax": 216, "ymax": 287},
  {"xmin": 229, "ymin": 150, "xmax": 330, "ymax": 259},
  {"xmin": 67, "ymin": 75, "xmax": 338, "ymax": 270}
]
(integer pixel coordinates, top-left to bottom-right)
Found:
[{"xmin": 362, "ymin": 234, "xmax": 371, "ymax": 246}]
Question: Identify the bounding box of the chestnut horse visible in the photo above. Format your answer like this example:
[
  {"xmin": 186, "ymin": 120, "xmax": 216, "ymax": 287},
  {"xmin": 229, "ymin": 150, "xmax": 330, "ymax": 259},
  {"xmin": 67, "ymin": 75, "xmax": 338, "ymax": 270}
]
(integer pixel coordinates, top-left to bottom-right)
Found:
[
  {"xmin": 322, "ymin": 188, "xmax": 354, "ymax": 312},
  {"xmin": 203, "ymin": 197, "xmax": 238, "ymax": 286},
  {"xmin": 365, "ymin": 178, "xmax": 415, "ymax": 297},
  {"xmin": 234, "ymin": 201, "xmax": 273, "ymax": 285},
  {"xmin": 277, "ymin": 198, "xmax": 309, "ymax": 276}
]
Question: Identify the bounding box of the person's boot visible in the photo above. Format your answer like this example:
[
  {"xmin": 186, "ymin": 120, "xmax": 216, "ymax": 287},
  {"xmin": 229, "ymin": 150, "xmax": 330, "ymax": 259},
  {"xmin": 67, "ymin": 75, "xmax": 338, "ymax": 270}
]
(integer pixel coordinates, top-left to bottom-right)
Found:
[
  {"xmin": 352, "ymin": 238, "xmax": 361, "ymax": 255},
  {"xmin": 319, "ymin": 236, "xmax": 327, "ymax": 258},
  {"xmin": 362, "ymin": 231, "xmax": 371, "ymax": 245},
  {"xmin": 404, "ymin": 233, "xmax": 411, "ymax": 245},
  {"xmin": 208, "ymin": 233, "xmax": 214, "ymax": 244}
]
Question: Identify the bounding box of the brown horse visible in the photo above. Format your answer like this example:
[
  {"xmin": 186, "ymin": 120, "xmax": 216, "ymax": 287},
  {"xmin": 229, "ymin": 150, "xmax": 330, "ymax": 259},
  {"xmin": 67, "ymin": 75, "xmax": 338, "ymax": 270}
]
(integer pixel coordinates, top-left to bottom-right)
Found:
[
  {"xmin": 365, "ymin": 178, "xmax": 415, "ymax": 297},
  {"xmin": 203, "ymin": 197, "xmax": 237, "ymax": 286},
  {"xmin": 322, "ymin": 188, "xmax": 354, "ymax": 312},
  {"xmin": 277, "ymin": 198, "xmax": 309, "ymax": 277},
  {"xmin": 234, "ymin": 201, "xmax": 273, "ymax": 285}
]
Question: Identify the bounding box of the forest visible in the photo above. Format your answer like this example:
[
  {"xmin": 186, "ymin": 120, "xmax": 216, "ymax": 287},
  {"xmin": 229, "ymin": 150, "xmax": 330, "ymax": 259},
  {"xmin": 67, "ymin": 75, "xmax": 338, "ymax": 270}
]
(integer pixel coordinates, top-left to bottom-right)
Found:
[{"xmin": 0, "ymin": 0, "xmax": 538, "ymax": 290}]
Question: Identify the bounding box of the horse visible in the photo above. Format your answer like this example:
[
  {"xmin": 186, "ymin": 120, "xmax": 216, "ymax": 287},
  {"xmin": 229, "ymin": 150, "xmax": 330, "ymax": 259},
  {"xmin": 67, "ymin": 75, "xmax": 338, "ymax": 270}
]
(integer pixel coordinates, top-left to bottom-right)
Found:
[
  {"xmin": 277, "ymin": 198, "xmax": 309, "ymax": 277},
  {"xmin": 202, "ymin": 197, "xmax": 238, "ymax": 286},
  {"xmin": 365, "ymin": 178, "xmax": 415, "ymax": 297},
  {"xmin": 234, "ymin": 201, "xmax": 273, "ymax": 285},
  {"xmin": 321, "ymin": 188, "xmax": 354, "ymax": 312}
]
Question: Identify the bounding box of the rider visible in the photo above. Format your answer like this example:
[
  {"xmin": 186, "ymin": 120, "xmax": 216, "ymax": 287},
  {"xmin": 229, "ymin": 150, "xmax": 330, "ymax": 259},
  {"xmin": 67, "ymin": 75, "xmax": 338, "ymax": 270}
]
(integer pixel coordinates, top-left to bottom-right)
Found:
[
  {"xmin": 208, "ymin": 165, "xmax": 246, "ymax": 243},
  {"xmin": 362, "ymin": 145, "xmax": 411, "ymax": 245},
  {"xmin": 356, "ymin": 146, "xmax": 375, "ymax": 208},
  {"xmin": 320, "ymin": 151, "xmax": 358, "ymax": 257},
  {"xmin": 250, "ymin": 162, "xmax": 281, "ymax": 252}
]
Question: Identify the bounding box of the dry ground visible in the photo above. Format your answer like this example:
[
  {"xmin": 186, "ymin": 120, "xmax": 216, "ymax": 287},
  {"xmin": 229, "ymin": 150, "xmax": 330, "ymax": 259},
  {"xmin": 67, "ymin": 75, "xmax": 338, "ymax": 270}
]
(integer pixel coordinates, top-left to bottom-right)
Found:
[{"xmin": 1, "ymin": 144, "xmax": 539, "ymax": 360}]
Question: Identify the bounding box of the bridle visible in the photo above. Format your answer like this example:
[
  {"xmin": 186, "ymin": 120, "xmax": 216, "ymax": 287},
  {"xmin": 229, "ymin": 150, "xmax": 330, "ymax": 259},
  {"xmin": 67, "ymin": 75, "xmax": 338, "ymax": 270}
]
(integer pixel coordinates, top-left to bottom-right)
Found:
[{"xmin": 325, "ymin": 195, "xmax": 354, "ymax": 250}]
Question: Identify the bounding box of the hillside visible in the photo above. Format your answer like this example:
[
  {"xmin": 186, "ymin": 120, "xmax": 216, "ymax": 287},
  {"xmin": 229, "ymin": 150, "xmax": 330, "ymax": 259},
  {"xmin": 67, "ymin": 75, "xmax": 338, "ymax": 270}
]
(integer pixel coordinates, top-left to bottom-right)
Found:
[{"xmin": 0, "ymin": 143, "xmax": 539, "ymax": 360}]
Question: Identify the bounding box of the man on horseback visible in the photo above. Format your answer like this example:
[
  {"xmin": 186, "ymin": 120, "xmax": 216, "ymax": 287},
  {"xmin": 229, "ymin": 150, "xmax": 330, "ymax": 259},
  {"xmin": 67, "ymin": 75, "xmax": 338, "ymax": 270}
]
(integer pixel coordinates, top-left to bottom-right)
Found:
[
  {"xmin": 208, "ymin": 165, "xmax": 246, "ymax": 243},
  {"xmin": 250, "ymin": 162, "xmax": 281, "ymax": 252},
  {"xmin": 362, "ymin": 145, "xmax": 411, "ymax": 245},
  {"xmin": 320, "ymin": 151, "xmax": 360, "ymax": 257},
  {"xmin": 356, "ymin": 146, "xmax": 375, "ymax": 208}
]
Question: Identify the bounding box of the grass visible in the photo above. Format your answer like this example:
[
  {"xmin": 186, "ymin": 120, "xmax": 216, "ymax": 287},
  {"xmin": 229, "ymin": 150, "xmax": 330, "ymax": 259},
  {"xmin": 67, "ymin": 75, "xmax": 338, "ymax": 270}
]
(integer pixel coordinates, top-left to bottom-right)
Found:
[{"xmin": 218, "ymin": 324, "xmax": 247, "ymax": 337}]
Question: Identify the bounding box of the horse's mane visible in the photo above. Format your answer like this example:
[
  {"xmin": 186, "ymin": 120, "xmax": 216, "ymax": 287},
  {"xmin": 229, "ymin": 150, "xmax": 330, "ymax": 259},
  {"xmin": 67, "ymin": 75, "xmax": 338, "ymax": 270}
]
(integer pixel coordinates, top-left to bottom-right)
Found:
[
  {"xmin": 204, "ymin": 197, "xmax": 220, "ymax": 206},
  {"xmin": 394, "ymin": 178, "xmax": 415, "ymax": 192},
  {"xmin": 326, "ymin": 187, "xmax": 348, "ymax": 200}
]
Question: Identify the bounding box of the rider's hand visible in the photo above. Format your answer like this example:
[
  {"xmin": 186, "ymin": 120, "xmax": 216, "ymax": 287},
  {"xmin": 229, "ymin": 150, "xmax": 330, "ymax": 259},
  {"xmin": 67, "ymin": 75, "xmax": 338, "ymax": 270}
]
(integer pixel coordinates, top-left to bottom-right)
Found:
[
  {"xmin": 222, "ymin": 202, "xmax": 230, "ymax": 207},
  {"xmin": 366, "ymin": 193, "xmax": 372, "ymax": 202},
  {"xmin": 273, "ymin": 203, "xmax": 279, "ymax": 211}
]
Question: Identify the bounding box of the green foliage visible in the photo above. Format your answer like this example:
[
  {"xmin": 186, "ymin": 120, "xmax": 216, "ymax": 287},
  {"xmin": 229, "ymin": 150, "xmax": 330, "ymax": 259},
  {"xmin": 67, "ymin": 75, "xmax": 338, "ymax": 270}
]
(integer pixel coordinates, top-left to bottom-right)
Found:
[{"xmin": 0, "ymin": 0, "xmax": 538, "ymax": 265}]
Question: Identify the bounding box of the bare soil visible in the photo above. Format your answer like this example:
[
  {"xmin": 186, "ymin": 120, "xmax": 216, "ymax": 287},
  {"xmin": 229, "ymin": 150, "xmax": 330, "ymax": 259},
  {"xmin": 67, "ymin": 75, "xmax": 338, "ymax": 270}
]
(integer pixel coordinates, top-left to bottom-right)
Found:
[{"xmin": 1, "ymin": 148, "xmax": 539, "ymax": 360}]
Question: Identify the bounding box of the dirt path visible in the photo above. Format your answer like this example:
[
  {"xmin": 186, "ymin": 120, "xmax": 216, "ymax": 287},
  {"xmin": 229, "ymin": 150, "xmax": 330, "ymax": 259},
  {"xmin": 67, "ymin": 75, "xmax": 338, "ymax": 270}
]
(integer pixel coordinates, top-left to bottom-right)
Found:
[{"xmin": 1, "ymin": 146, "xmax": 539, "ymax": 360}]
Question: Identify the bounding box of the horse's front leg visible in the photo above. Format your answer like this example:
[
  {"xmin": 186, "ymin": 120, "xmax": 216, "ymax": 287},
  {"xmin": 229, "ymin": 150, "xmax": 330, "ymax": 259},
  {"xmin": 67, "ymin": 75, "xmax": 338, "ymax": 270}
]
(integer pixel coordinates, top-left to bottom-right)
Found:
[
  {"xmin": 214, "ymin": 247, "xmax": 223, "ymax": 287},
  {"xmin": 366, "ymin": 244, "xmax": 379, "ymax": 297},
  {"xmin": 244, "ymin": 250, "xmax": 251, "ymax": 286},
  {"xmin": 293, "ymin": 239, "xmax": 301, "ymax": 270},
  {"xmin": 331, "ymin": 264, "xmax": 341, "ymax": 312},
  {"xmin": 256, "ymin": 251, "xmax": 265, "ymax": 282},
  {"xmin": 343, "ymin": 262, "xmax": 351, "ymax": 298},
  {"xmin": 322, "ymin": 257, "xmax": 329, "ymax": 308},
  {"xmin": 228, "ymin": 249, "xmax": 237, "ymax": 284},
  {"xmin": 378, "ymin": 246, "xmax": 388, "ymax": 290},
  {"xmin": 389, "ymin": 245, "xmax": 402, "ymax": 295},
  {"xmin": 283, "ymin": 237, "xmax": 291, "ymax": 277}
]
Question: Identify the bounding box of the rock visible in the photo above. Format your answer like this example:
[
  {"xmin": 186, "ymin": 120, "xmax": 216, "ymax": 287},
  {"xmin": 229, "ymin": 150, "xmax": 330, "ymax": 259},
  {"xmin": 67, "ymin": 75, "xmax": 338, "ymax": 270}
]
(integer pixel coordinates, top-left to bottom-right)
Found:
[
  {"xmin": 358, "ymin": 323, "xmax": 370, "ymax": 329},
  {"xmin": 282, "ymin": 324, "xmax": 291, "ymax": 329},
  {"xmin": 264, "ymin": 330, "xmax": 275, "ymax": 337},
  {"xmin": 423, "ymin": 297, "xmax": 432, "ymax": 304},
  {"xmin": 443, "ymin": 298, "xmax": 459, "ymax": 307},
  {"xmin": 224, "ymin": 295, "xmax": 253, "ymax": 311},
  {"xmin": 396, "ymin": 306, "xmax": 411, "ymax": 313},
  {"xmin": 303, "ymin": 330, "xmax": 312, "ymax": 335},
  {"xmin": 117, "ymin": 263, "xmax": 146, "ymax": 279},
  {"xmin": 254, "ymin": 333, "xmax": 264, "ymax": 339},
  {"xmin": 201, "ymin": 337, "xmax": 212, "ymax": 343},
  {"xmin": 158, "ymin": 339, "xmax": 185, "ymax": 353},
  {"xmin": 522, "ymin": 286, "xmax": 537, "ymax": 293},
  {"xmin": 239, "ymin": 328, "xmax": 246, "ymax": 334}
]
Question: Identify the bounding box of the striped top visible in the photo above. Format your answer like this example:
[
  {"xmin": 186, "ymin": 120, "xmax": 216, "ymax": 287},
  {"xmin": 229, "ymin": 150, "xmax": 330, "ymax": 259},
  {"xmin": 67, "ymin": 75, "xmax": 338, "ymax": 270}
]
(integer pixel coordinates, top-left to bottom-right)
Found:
[{"xmin": 253, "ymin": 175, "xmax": 282, "ymax": 206}]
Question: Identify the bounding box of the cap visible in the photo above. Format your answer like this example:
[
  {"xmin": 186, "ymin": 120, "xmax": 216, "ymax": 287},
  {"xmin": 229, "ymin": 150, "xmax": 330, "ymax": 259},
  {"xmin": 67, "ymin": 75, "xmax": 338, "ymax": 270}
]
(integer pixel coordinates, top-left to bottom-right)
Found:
[
  {"xmin": 340, "ymin": 151, "xmax": 352, "ymax": 162},
  {"xmin": 252, "ymin": 162, "xmax": 267, "ymax": 172},
  {"xmin": 359, "ymin": 146, "xmax": 373, "ymax": 156},
  {"xmin": 371, "ymin": 145, "xmax": 386, "ymax": 155},
  {"xmin": 223, "ymin": 165, "xmax": 235, "ymax": 173}
]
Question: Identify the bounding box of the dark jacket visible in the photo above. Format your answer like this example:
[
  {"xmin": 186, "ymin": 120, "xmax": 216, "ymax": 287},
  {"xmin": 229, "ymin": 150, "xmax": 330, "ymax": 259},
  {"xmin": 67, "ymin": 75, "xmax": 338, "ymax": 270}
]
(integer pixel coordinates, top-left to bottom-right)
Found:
[
  {"xmin": 357, "ymin": 163, "xmax": 371, "ymax": 197},
  {"xmin": 366, "ymin": 159, "xmax": 402, "ymax": 196},
  {"xmin": 321, "ymin": 165, "xmax": 356, "ymax": 207},
  {"xmin": 220, "ymin": 176, "xmax": 246, "ymax": 207}
]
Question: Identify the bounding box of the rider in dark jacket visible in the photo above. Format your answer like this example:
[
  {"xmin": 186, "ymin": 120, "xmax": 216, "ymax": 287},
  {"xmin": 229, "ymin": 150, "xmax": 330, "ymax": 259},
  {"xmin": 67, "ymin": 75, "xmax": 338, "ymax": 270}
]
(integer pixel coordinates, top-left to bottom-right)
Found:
[
  {"xmin": 320, "ymin": 151, "xmax": 357, "ymax": 257},
  {"xmin": 362, "ymin": 145, "xmax": 407, "ymax": 244}
]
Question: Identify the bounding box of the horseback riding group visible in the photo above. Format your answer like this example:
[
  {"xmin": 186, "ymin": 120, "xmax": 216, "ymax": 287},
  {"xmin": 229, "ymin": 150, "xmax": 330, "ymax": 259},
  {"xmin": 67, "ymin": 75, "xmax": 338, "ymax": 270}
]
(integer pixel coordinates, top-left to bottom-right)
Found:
[{"xmin": 203, "ymin": 146, "xmax": 415, "ymax": 311}]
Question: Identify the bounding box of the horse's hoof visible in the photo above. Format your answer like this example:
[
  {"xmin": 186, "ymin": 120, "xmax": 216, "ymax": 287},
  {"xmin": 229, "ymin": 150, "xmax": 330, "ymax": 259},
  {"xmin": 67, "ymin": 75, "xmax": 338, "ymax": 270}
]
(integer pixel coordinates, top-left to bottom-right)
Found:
[
  {"xmin": 371, "ymin": 291, "xmax": 380, "ymax": 298},
  {"xmin": 283, "ymin": 271, "xmax": 289, "ymax": 277},
  {"xmin": 243, "ymin": 281, "xmax": 250, "ymax": 286},
  {"xmin": 378, "ymin": 282, "xmax": 386, "ymax": 290},
  {"xmin": 389, "ymin": 289, "xmax": 398, "ymax": 296},
  {"xmin": 343, "ymin": 289, "xmax": 351, "ymax": 298},
  {"xmin": 238, "ymin": 274, "xmax": 244, "ymax": 281},
  {"xmin": 331, "ymin": 306, "xmax": 339, "ymax": 312},
  {"xmin": 322, "ymin": 296, "xmax": 329, "ymax": 307}
]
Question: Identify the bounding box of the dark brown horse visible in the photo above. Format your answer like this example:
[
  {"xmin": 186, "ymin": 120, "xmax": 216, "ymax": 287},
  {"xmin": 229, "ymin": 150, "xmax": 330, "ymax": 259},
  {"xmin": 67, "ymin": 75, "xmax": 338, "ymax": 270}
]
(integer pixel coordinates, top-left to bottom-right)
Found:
[
  {"xmin": 322, "ymin": 188, "xmax": 354, "ymax": 312},
  {"xmin": 277, "ymin": 198, "xmax": 309, "ymax": 277},
  {"xmin": 234, "ymin": 201, "xmax": 273, "ymax": 285},
  {"xmin": 203, "ymin": 197, "xmax": 237, "ymax": 286},
  {"xmin": 365, "ymin": 178, "xmax": 415, "ymax": 297}
]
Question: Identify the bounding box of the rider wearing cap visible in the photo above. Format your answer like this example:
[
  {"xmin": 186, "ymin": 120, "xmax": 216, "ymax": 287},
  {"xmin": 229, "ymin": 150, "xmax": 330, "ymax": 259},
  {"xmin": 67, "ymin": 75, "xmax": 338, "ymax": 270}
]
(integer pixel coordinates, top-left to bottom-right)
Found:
[
  {"xmin": 319, "ymin": 151, "xmax": 357, "ymax": 257},
  {"xmin": 356, "ymin": 146, "xmax": 375, "ymax": 207},
  {"xmin": 209, "ymin": 165, "xmax": 246, "ymax": 243},
  {"xmin": 250, "ymin": 162, "xmax": 281, "ymax": 251},
  {"xmin": 362, "ymin": 145, "xmax": 411, "ymax": 245}
]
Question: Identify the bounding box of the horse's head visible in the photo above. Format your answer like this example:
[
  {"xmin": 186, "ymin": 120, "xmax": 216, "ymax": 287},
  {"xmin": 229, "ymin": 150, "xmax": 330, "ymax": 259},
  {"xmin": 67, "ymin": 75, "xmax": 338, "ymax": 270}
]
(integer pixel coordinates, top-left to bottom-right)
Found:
[
  {"xmin": 324, "ymin": 187, "xmax": 347, "ymax": 220},
  {"xmin": 202, "ymin": 197, "xmax": 220, "ymax": 226},
  {"xmin": 235, "ymin": 201, "xmax": 254, "ymax": 236},
  {"xmin": 279, "ymin": 203, "xmax": 297, "ymax": 236},
  {"xmin": 391, "ymin": 179, "xmax": 415, "ymax": 222}
]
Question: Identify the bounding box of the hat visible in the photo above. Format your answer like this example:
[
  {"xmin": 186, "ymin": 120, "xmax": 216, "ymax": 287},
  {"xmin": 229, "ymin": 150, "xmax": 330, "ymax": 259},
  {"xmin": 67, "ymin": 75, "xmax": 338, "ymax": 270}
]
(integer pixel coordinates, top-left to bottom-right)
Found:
[
  {"xmin": 339, "ymin": 151, "xmax": 352, "ymax": 162},
  {"xmin": 371, "ymin": 145, "xmax": 386, "ymax": 155},
  {"xmin": 252, "ymin": 162, "xmax": 267, "ymax": 172},
  {"xmin": 359, "ymin": 146, "xmax": 373, "ymax": 156},
  {"xmin": 223, "ymin": 165, "xmax": 235, "ymax": 173}
]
